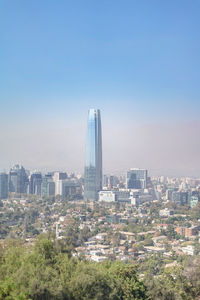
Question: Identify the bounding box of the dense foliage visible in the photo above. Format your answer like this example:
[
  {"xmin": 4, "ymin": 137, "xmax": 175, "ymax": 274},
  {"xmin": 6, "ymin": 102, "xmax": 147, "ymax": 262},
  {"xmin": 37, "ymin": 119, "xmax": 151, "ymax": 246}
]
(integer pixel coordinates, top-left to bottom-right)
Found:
[
  {"xmin": 1, "ymin": 235, "xmax": 200, "ymax": 299},
  {"xmin": 0, "ymin": 235, "xmax": 146, "ymax": 300}
]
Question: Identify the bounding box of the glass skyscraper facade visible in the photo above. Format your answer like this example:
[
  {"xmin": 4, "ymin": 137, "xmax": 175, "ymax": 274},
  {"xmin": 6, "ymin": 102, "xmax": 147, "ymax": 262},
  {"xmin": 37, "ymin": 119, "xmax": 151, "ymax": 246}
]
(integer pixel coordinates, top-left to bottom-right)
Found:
[{"xmin": 84, "ymin": 109, "xmax": 102, "ymax": 201}]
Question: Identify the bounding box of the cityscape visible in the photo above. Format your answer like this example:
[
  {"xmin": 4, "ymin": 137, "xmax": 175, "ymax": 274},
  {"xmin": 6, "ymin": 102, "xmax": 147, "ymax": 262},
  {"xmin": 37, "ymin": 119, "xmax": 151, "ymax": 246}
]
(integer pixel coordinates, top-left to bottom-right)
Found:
[
  {"xmin": 1, "ymin": 1, "xmax": 200, "ymax": 299},
  {"xmin": 1, "ymin": 110, "xmax": 200, "ymax": 272}
]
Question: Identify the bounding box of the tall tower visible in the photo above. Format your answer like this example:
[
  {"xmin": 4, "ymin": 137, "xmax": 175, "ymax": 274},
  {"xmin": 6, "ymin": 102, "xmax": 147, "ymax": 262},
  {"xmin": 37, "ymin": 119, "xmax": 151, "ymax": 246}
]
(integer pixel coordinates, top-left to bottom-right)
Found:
[
  {"xmin": 0, "ymin": 173, "xmax": 8, "ymax": 199},
  {"xmin": 84, "ymin": 109, "xmax": 102, "ymax": 201}
]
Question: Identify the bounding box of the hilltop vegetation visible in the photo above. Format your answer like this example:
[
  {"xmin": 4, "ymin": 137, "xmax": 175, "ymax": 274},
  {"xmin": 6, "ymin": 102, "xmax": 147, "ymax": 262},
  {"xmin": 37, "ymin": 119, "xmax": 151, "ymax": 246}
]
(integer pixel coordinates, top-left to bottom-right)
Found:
[
  {"xmin": 1, "ymin": 234, "xmax": 200, "ymax": 299},
  {"xmin": 0, "ymin": 234, "xmax": 146, "ymax": 300}
]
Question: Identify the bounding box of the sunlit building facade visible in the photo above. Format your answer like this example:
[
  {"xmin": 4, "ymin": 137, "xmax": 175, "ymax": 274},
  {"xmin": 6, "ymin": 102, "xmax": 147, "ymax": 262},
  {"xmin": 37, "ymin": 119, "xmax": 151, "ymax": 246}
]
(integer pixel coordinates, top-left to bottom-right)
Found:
[{"xmin": 84, "ymin": 109, "xmax": 102, "ymax": 201}]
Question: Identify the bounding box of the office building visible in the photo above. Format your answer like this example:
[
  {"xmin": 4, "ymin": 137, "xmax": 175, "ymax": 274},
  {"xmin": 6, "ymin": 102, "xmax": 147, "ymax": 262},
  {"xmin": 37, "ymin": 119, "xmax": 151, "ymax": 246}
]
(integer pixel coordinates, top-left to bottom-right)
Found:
[
  {"xmin": 55, "ymin": 179, "xmax": 82, "ymax": 199},
  {"xmin": 103, "ymin": 175, "xmax": 108, "ymax": 187},
  {"xmin": 41, "ymin": 175, "xmax": 55, "ymax": 197},
  {"xmin": 190, "ymin": 196, "xmax": 199, "ymax": 208},
  {"xmin": 9, "ymin": 164, "xmax": 28, "ymax": 194},
  {"xmin": 53, "ymin": 172, "xmax": 68, "ymax": 195},
  {"xmin": 115, "ymin": 191, "xmax": 131, "ymax": 203},
  {"xmin": 171, "ymin": 191, "xmax": 190, "ymax": 206},
  {"xmin": 180, "ymin": 191, "xmax": 189, "ymax": 205},
  {"xmin": 29, "ymin": 172, "xmax": 42, "ymax": 196},
  {"xmin": 172, "ymin": 191, "xmax": 181, "ymax": 205},
  {"xmin": 84, "ymin": 109, "xmax": 102, "ymax": 201},
  {"xmin": 126, "ymin": 168, "xmax": 147, "ymax": 189},
  {"xmin": 166, "ymin": 188, "xmax": 177, "ymax": 200},
  {"xmin": 108, "ymin": 175, "xmax": 119, "ymax": 189},
  {"xmin": 53, "ymin": 172, "xmax": 67, "ymax": 181},
  {"xmin": 0, "ymin": 173, "xmax": 8, "ymax": 199}
]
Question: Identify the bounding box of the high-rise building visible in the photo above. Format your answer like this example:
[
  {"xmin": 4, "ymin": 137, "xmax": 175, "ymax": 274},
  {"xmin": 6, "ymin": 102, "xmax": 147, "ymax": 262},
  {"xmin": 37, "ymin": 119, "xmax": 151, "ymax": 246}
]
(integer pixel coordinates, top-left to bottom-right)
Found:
[
  {"xmin": 180, "ymin": 191, "xmax": 189, "ymax": 205},
  {"xmin": 53, "ymin": 172, "xmax": 68, "ymax": 181},
  {"xmin": 190, "ymin": 195, "xmax": 199, "ymax": 208},
  {"xmin": 55, "ymin": 179, "xmax": 82, "ymax": 199},
  {"xmin": 84, "ymin": 109, "xmax": 102, "ymax": 201},
  {"xmin": 126, "ymin": 168, "xmax": 147, "ymax": 189},
  {"xmin": 103, "ymin": 175, "xmax": 108, "ymax": 187},
  {"xmin": 172, "ymin": 191, "xmax": 181, "ymax": 205},
  {"xmin": 0, "ymin": 173, "xmax": 8, "ymax": 199},
  {"xmin": 108, "ymin": 175, "xmax": 119, "ymax": 189},
  {"xmin": 29, "ymin": 172, "xmax": 42, "ymax": 196},
  {"xmin": 41, "ymin": 174, "xmax": 55, "ymax": 197},
  {"xmin": 9, "ymin": 164, "xmax": 28, "ymax": 194},
  {"xmin": 53, "ymin": 172, "xmax": 68, "ymax": 195},
  {"xmin": 166, "ymin": 188, "xmax": 177, "ymax": 200}
]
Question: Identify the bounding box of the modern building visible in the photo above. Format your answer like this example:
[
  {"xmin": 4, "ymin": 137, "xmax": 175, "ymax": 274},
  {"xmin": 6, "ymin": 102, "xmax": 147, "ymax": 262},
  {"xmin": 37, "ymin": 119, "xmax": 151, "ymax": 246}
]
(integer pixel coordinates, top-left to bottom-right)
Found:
[
  {"xmin": 108, "ymin": 175, "xmax": 119, "ymax": 189},
  {"xmin": 166, "ymin": 188, "xmax": 178, "ymax": 200},
  {"xmin": 99, "ymin": 191, "xmax": 116, "ymax": 202},
  {"xmin": 41, "ymin": 175, "xmax": 55, "ymax": 197},
  {"xmin": 9, "ymin": 164, "xmax": 28, "ymax": 194},
  {"xmin": 126, "ymin": 168, "xmax": 147, "ymax": 189},
  {"xmin": 29, "ymin": 172, "xmax": 42, "ymax": 196},
  {"xmin": 130, "ymin": 191, "xmax": 140, "ymax": 206},
  {"xmin": 172, "ymin": 191, "xmax": 181, "ymax": 205},
  {"xmin": 180, "ymin": 191, "xmax": 189, "ymax": 205},
  {"xmin": 190, "ymin": 195, "xmax": 199, "ymax": 208},
  {"xmin": 103, "ymin": 175, "xmax": 108, "ymax": 187},
  {"xmin": 53, "ymin": 172, "xmax": 68, "ymax": 195},
  {"xmin": 0, "ymin": 173, "xmax": 8, "ymax": 199},
  {"xmin": 55, "ymin": 179, "xmax": 82, "ymax": 199},
  {"xmin": 84, "ymin": 109, "xmax": 102, "ymax": 201},
  {"xmin": 115, "ymin": 191, "xmax": 131, "ymax": 203},
  {"xmin": 53, "ymin": 172, "xmax": 68, "ymax": 181},
  {"xmin": 171, "ymin": 191, "xmax": 190, "ymax": 206}
]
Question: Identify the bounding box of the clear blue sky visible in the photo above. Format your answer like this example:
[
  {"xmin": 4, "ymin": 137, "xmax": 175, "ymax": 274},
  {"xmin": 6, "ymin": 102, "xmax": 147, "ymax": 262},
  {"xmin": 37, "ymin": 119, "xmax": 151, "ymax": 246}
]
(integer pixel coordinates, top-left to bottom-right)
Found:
[{"xmin": 0, "ymin": 0, "xmax": 200, "ymax": 176}]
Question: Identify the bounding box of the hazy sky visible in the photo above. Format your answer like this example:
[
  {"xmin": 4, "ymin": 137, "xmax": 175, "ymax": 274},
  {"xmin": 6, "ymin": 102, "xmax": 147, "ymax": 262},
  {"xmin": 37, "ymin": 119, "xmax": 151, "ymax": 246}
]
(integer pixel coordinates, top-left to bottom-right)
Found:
[{"xmin": 0, "ymin": 0, "xmax": 200, "ymax": 176}]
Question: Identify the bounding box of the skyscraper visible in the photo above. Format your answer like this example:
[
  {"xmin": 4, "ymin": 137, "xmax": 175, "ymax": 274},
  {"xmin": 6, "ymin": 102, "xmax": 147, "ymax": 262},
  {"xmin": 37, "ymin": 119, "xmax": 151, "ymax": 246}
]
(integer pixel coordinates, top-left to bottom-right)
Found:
[
  {"xmin": 126, "ymin": 168, "xmax": 148, "ymax": 189},
  {"xmin": 0, "ymin": 173, "xmax": 8, "ymax": 199},
  {"xmin": 84, "ymin": 109, "xmax": 102, "ymax": 201},
  {"xmin": 41, "ymin": 175, "xmax": 55, "ymax": 197},
  {"xmin": 29, "ymin": 172, "xmax": 42, "ymax": 196},
  {"xmin": 9, "ymin": 164, "xmax": 28, "ymax": 194}
]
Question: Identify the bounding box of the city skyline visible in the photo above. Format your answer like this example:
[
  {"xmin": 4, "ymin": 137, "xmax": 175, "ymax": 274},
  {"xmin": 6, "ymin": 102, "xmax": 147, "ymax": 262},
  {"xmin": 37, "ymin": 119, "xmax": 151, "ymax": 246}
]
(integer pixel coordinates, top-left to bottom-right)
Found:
[
  {"xmin": 1, "ymin": 2, "xmax": 200, "ymax": 297},
  {"xmin": 0, "ymin": 1, "xmax": 200, "ymax": 176}
]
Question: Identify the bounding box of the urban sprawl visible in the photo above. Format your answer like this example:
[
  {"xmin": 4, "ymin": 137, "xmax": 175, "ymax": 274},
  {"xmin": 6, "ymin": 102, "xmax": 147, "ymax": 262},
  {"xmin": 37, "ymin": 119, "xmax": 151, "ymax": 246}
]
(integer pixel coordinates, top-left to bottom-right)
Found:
[
  {"xmin": 1, "ymin": 109, "xmax": 200, "ymax": 271},
  {"xmin": 1, "ymin": 165, "xmax": 200, "ymax": 264}
]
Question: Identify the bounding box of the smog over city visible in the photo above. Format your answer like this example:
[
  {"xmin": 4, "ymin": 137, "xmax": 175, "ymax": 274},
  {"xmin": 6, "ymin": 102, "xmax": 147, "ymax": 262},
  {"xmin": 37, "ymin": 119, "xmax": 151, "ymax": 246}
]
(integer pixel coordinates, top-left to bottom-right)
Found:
[{"xmin": 1, "ymin": 1, "xmax": 200, "ymax": 177}]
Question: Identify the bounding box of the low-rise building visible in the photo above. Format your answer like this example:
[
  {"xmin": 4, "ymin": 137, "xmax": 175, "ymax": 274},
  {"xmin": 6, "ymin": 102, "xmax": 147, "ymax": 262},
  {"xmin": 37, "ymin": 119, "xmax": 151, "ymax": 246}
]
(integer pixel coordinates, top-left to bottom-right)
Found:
[
  {"xmin": 181, "ymin": 245, "xmax": 194, "ymax": 255},
  {"xmin": 175, "ymin": 226, "xmax": 199, "ymax": 238},
  {"xmin": 159, "ymin": 208, "xmax": 174, "ymax": 217},
  {"xmin": 99, "ymin": 191, "xmax": 116, "ymax": 202}
]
